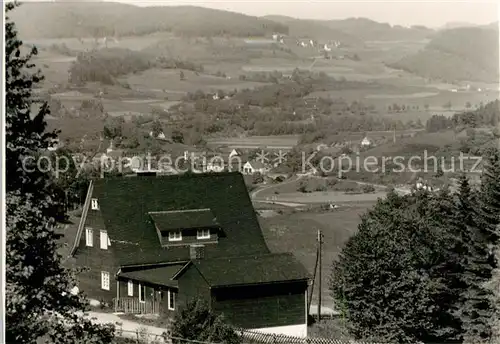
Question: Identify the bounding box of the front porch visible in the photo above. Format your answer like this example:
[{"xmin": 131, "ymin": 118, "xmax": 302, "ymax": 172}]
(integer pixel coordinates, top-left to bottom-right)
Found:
[{"xmin": 113, "ymin": 297, "xmax": 161, "ymax": 315}]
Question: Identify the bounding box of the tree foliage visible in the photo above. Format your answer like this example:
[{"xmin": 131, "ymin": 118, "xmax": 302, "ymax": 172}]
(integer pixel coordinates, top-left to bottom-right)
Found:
[
  {"xmin": 5, "ymin": 3, "xmax": 115, "ymax": 343},
  {"xmin": 331, "ymin": 156, "xmax": 500, "ymax": 343},
  {"xmin": 168, "ymin": 299, "xmax": 241, "ymax": 344}
]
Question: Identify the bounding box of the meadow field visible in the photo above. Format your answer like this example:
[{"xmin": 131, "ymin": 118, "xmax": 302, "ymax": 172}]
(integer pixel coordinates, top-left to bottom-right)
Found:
[
  {"xmin": 259, "ymin": 203, "xmax": 376, "ymax": 307},
  {"xmin": 206, "ymin": 135, "xmax": 300, "ymax": 149}
]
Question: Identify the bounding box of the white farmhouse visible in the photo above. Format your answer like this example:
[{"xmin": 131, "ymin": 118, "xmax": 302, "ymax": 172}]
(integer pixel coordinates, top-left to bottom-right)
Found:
[
  {"xmin": 228, "ymin": 149, "xmax": 240, "ymax": 158},
  {"xmin": 243, "ymin": 160, "xmax": 268, "ymax": 175},
  {"xmin": 360, "ymin": 136, "xmax": 372, "ymax": 147}
]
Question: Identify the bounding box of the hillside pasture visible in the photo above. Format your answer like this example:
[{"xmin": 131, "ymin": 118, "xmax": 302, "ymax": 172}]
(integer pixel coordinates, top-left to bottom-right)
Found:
[
  {"xmin": 122, "ymin": 68, "xmax": 269, "ymax": 95},
  {"xmin": 206, "ymin": 135, "xmax": 300, "ymax": 150},
  {"xmin": 260, "ymin": 203, "xmax": 375, "ymax": 305}
]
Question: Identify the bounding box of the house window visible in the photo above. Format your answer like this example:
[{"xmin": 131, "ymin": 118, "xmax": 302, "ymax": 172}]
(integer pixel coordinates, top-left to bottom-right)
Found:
[
  {"xmin": 100, "ymin": 230, "xmax": 108, "ymax": 250},
  {"xmin": 101, "ymin": 271, "xmax": 110, "ymax": 291},
  {"xmin": 168, "ymin": 290, "xmax": 176, "ymax": 310},
  {"xmin": 139, "ymin": 284, "xmax": 146, "ymax": 303},
  {"xmin": 85, "ymin": 228, "xmax": 93, "ymax": 247},
  {"xmin": 127, "ymin": 281, "xmax": 133, "ymax": 297},
  {"xmin": 168, "ymin": 231, "xmax": 182, "ymax": 242},
  {"xmin": 91, "ymin": 198, "xmax": 99, "ymax": 210},
  {"xmin": 197, "ymin": 229, "xmax": 210, "ymax": 239}
]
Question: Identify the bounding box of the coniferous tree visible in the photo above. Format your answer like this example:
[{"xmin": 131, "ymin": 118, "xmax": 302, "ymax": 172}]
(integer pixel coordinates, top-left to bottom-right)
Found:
[
  {"xmin": 5, "ymin": 3, "xmax": 114, "ymax": 343},
  {"xmin": 465, "ymin": 149, "xmax": 500, "ymax": 342},
  {"xmin": 330, "ymin": 190, "xmax": 463, "ymax": 343},
  {"xmin": 450, "ymin": 174, "xmax": 493, "ymax": 343}
]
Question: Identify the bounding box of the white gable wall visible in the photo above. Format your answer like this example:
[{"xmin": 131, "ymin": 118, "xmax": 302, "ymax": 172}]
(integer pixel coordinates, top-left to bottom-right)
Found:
[{"xmin": 249, "ymin": 324, "xmax": 307, "ymax": 338}]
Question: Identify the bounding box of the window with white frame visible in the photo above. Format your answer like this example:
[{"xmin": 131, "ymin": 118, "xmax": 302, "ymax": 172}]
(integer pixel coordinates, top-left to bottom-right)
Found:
[
  {"xmin": 85, "ymin": 228, "xmax": 93, "ymax": 247},
  {"xmin": 168, "ymin": 290, "xmax": 176, "ymax": 310},
  {"xmin": 127, "ymin": 280, "xmax": 133, "ymax": 296},
  {"xmin": 139, "ymin": 284, "xmax": 146, "ymax": 303},
  {"xmin": 168, "ymin": 230, "xmax": 182, "ymax": 242},
  {"xmin": 197, "ymin": 229, "xmax": 210, "ymax": 239},
  {"xmin": 100, "ymin": 230, "xmax": 108, "ymax": 250},
  {"xmin": 101, "ymin": 271, "xmax": 110, "ymax": 291},
  {"xmin": 91, "ymin": 198, "xmax": 99, "ymax": 210}
]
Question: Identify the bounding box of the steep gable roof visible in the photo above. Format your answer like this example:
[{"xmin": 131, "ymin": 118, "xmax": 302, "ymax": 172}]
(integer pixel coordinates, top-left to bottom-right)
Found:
[
  {"xmin": 173, "ymin": 253, "xmax": 310, "ymax": 288},
  {"xmin": 83, "ymin": 172, "xmax": 269, "ymax": 265}
]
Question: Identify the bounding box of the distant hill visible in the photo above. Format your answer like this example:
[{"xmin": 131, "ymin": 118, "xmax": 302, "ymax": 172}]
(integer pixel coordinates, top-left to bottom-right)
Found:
[
  {"xmin": 264, "ymin": 16, "xmax": 434, "ymax": 43},
  {"xmin": 8, "ymin": 2, "xmax": 289, "ymax": 39},
  {"xmin": 484, "ymin": 22, "xmax": 499, "ymax": 30},
  {"xmin": 389, "ymin": 27, "xmax": 499, "ymax": 83},
  {"xmin": 263, "ymin": 16, "xmax": 363, "ymax": 46},
  {"xmin": 440, "ymin": 22, "xmax": 479, "ymax": 30},
  {"xmin": 321, "ymin": 18, "xmax": 435, "ymax": 41}
]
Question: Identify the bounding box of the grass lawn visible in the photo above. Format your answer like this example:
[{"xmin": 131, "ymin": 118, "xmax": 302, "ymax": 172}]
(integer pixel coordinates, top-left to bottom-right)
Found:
[{"xmin": 259, "ymin": 203, "xmax": 375, "ymax": 306}]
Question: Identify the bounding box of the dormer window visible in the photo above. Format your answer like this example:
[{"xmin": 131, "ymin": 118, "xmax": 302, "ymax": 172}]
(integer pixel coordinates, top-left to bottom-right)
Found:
[
  {"xmin": 168, "ymin": 231, "xmax": 182, "ymax": 242},
  {"xmin": 91, "ymin": 198, "xmax": 99, "ymax": 210},
  {"xmin": 197, "ymin": 229, "xmax": 210, "ymax": 239},
  {"xmin": 149, "ymin": 208, "xmax": 218, "ymax": 246}
]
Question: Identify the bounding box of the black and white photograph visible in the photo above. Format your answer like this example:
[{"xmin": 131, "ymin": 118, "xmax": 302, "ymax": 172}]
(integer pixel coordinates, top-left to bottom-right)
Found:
[{"xmin": 2, "ymin": 1, "xmax": 500, "ymax": 343}]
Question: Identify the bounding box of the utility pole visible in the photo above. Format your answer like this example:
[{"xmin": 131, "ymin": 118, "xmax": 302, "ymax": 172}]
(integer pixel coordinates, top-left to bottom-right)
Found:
[{"xmin": 317, "ymin": 229, "xmax": 323, "ymax": 321}]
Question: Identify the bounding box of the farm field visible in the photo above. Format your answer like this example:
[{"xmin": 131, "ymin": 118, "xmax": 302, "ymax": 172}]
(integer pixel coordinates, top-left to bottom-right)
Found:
[
  {"xmin": 259, "ymin": 203, "xmax": 376, "ymax": 306},
  {"xmin": 30, "ymin": 35, "xmax": 499, "ymax": 135},
  {"xmin": 259, "ymin": 190, "xmax": 386, "ymax": 204},
  {"xmin": 122, "ymin": 68, "xmax": 268, "ymax": 94},
  {"xmin": 206, "ymin": 135, "xmax": 300, "ymax": 149}
]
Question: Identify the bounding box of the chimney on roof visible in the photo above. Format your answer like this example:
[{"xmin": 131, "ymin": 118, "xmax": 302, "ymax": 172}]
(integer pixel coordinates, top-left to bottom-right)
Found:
[{"xmin": 190, "ymin": 244, "xmax": 205, "ymax": 260}]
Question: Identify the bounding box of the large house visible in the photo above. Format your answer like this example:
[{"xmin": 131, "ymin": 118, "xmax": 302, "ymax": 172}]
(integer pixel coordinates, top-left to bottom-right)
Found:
[
  {"xmin": 243, "ymin": 160, "xmax": 268, "ymax": 175},
  {"xmin": 67, "ymin": 172, "xmax": 310, "ymax": 337}
]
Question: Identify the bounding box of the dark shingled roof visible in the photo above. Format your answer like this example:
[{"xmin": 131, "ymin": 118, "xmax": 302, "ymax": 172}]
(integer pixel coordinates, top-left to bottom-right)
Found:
[
  {"xmin": 90, "ymin": 172, "xmax": 269, "ymax": 265},
  {"xmin": 149, "ymin": 209, "xmax": 218, "ymax": 232},
  {"xmin": 118, "ymin": 263, "xmax": 185, "ymax": 288},
  {"xmin": 173, "ymin": 253, "xmax": 310, "ymax": 287}
]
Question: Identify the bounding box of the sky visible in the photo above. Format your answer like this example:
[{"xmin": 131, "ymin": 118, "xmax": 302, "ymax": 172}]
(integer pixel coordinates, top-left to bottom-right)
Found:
[
  {"xmin": 101, "ymin": 0, "xmax": 498, "ymax": 28},
  {"xmin": 21, "ymin": 0, "xmax": 499, "ymax": 28}
]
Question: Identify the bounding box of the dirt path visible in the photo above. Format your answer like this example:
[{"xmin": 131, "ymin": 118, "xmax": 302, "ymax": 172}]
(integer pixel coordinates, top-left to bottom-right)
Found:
[
  {"xmin": 85, "ymin": 311, "xmax": 167, "ymax": 340},
  {"xmin": 250, "ymin": 174, "xmax": 304, "ymax": 200}
]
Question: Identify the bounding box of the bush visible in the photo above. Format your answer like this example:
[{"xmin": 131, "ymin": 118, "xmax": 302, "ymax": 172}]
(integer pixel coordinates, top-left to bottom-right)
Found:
[
  {"xmin": 315, "ymin": 185, "xmax": 327, "ymax": 192},
  {"xmin": 168, "ymin": 299, "xmax": 241, "ymax": 344},
  {"xmin": 362, "ymin": 184, "xmax": 375, "ymax": 193}
]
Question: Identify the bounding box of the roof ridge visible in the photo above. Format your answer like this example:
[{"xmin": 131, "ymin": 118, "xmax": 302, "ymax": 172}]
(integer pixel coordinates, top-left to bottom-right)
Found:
[
  {"xmin": 196, "ymin": 252, "xmax": 293, "ymax": 262},
  {"xmin": 149, "ymin": 208, "xmax": 212, "ymax": 214},
  {"xmin": 92, "ymin": 171, "xmax": 242, "ymax": 182}
]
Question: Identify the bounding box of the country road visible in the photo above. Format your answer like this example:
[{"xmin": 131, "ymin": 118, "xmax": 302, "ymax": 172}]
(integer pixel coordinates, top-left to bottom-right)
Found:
[
  {"xmin": 250, "ymin": 174, "xmax": 304, "ymax": 199},
  {"xmin": 250, "ymin": 174, "xmax": 411, "ymax": 206}
]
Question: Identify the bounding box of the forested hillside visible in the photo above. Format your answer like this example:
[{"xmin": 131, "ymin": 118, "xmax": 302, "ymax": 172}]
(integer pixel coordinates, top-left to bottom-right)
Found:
[
  {"xmin": 389, "ymin": 27, "xmax": 499, "ymax": 82},
  {"xmin": 262, "ymin": 16, "xmax": 363, "ymax": 46},
  {"xmin": 322, "ymin": 17, "xmax": 435, "ymax": 41},
  {"xmin": 9, "ymin": 2, "xmax": 289, "ymax": 38}
]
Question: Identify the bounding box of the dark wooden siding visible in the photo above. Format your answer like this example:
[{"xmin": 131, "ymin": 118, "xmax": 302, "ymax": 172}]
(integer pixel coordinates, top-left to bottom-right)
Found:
[
  {"xmin": 73, "ymin": 198, "xmax": 119, "ymax": 303},
  {"xmin": 211, "ymin": 281, "xmax": 307, "ymax": 329},
  {"xmin": 177, "ymin": 265, "xmax": 211, "ymax": 308},
  {"xmin": 117, "ymin": 279, "xmax": 159, "ymax": 302},
  {"xmin": 116, "ymin": 279, "xmax": 176, "ymax": 317}
]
